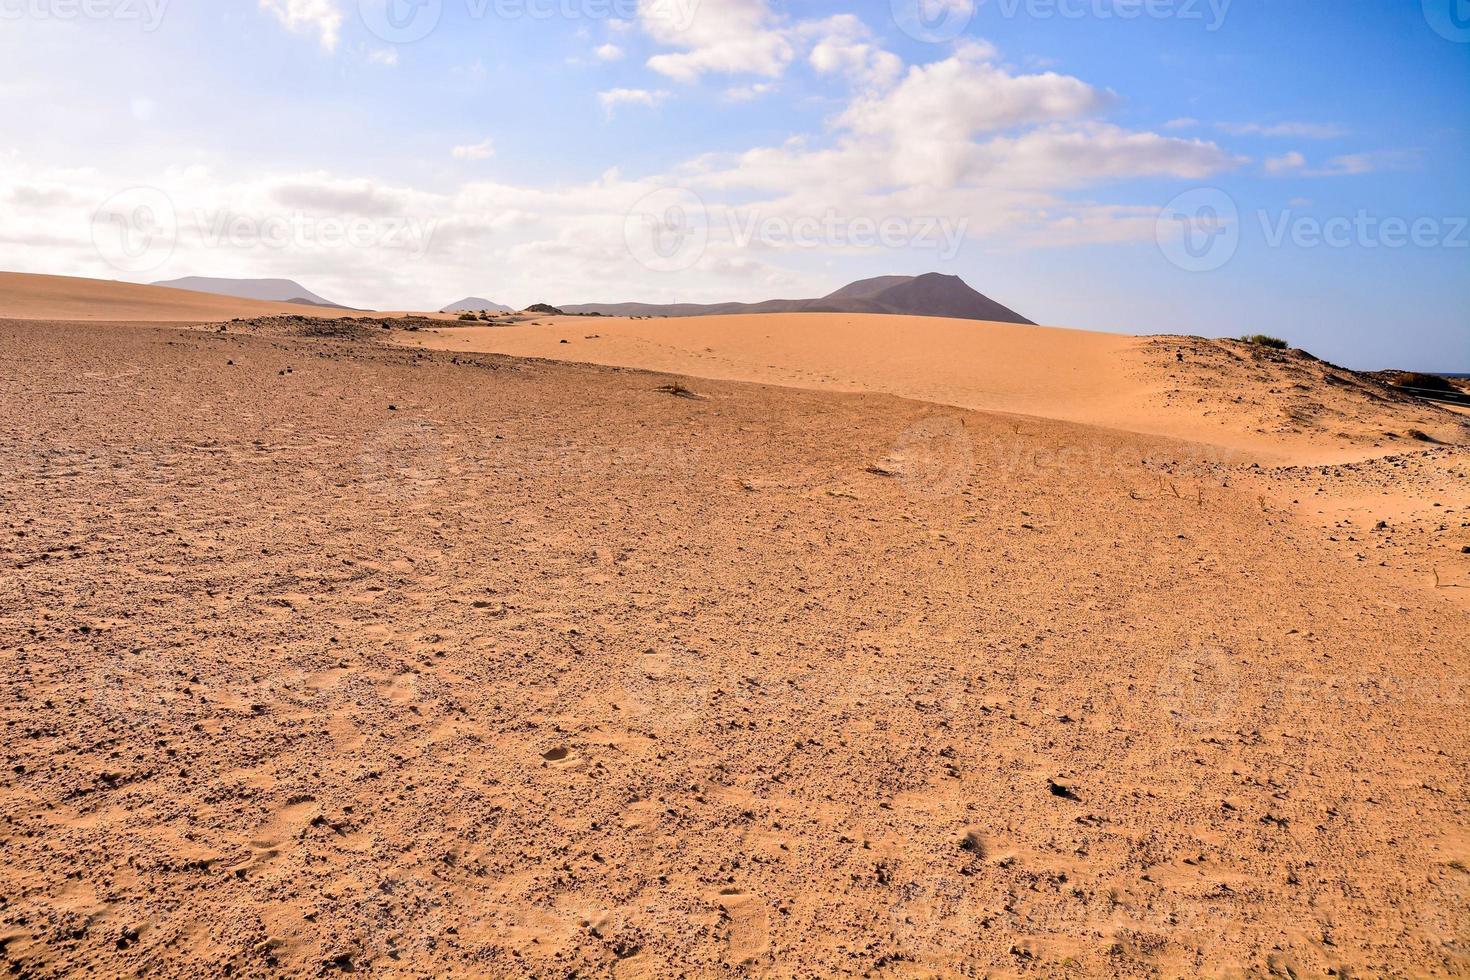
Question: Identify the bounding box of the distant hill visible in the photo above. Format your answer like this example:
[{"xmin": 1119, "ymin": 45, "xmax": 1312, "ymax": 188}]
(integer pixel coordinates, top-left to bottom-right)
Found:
[
  {"xmin": 442, "ymin": 297, "xmax": 514, "ymax": 313},
  {"xmin": 561, "ymin": 274, "xmax": 1032, "ymax": 324},
  {"xmin": 153, "ymin": 277, "xmax": 357, "ymax": 310}
]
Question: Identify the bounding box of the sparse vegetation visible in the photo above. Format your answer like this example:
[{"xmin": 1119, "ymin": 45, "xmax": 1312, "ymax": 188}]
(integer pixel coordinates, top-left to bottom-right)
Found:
[
  {"xmin": 1240, "ymin": 334, "xmax": 1289, "ymax": 350},
  {"xmin": 655, "ymin": 381, "xmax": 703, "ymax": 400},
  {"xmin": 458, "ymin": 313, "xmax": 478, "ymax": 321},
  {"xmin": 1386, "ymin": 372, "xmax": 1456, "ymax": 393}
]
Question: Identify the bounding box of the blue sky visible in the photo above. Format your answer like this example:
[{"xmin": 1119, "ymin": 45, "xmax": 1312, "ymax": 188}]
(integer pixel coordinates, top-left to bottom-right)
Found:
[{"xmin": 2, "ymin": 0, "xmax": 1466, "ymax": 369}]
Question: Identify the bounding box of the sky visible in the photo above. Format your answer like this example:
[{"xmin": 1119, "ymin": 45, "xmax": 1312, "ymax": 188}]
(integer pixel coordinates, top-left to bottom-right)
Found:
[{"xmin": 1, "ymin": 0, "xmax": 1466, "ymax": 370}]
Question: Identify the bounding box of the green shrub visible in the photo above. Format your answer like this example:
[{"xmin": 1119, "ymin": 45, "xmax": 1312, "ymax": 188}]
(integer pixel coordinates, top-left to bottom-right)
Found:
[{"xmin": 1240, "ymin": 334, "xmax": 1288, "ymax": 350}]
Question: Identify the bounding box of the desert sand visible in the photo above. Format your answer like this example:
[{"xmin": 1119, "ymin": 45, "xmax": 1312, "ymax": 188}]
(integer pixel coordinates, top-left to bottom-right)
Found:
[
  {"xmin": 0, "ymin": 272, "xmax": 451, "ymax": 324},
  {"xmin": 399, "ymin": 313, "xmax": 1470, "ymax": 463},
  {"xmin": 1, "ymin": 277, "xmax": 1467, "ymax": 978}
]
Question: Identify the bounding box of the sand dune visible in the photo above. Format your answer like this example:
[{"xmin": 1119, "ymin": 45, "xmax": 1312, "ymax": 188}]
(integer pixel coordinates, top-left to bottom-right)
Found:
[
  {"xmin": 1, "ymin": 317, "xmax": 1466, "ymax": 978},
  {"xmin": 0, "ymin": 272, "xmax": 348, "ymax": 322},
  {"xmin": 0, "ymin": 272, "xmax": 441, "ymax": 323},
  {"xmin": 4, "ymin": 274, "xmax": 1462, "ymax": 464},
  {"xmin": 402, "ymin": 312, "xmax": 1470, "ymax": 463}
]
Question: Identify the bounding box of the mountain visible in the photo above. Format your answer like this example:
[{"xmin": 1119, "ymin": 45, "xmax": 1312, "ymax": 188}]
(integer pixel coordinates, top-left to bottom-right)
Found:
[
  {"xmin": 561, "ymin": 273, "xmax": 1032, "ymax": 324},
  {"xmin": 442, "ymin": 297, "xmax": 514, "ymax": 313},
  {"xmin": 153, "ymin": 277, "xmax": 356, "ymax": 309}
]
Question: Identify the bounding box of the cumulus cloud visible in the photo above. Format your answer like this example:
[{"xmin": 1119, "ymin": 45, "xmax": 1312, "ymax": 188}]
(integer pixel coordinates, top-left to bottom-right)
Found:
[
  {"xmin": 597, "ymin": 88, "xmax": 671, "ymax": 116},
  {"xmin": 1264, "ymin": 150, "xmax": 1306, "ymax": 175},
  {"xmin": 723, "ymin": 82, "xmax": 777, "ymax": 102},
  {"xmin": 1263, "ymin": 149, "xmax": 1418, "ymax": 177},
  {"xmin": 640, "ymin": 0, "xmax": 795, "ymax": 82},
  {"xmin": 805, "ymin": 15, "xmax": 902, "ymax": 90},
  {"xmin": 0, "ymin": 29, "xmax": 1252, "ymax": 308},
  {"xmin": 1219, "ymin": 121, "xmax": 1349, "ymax": 139},
  {"xmin": 837, "ymin": 43, "xmax": 1107, "ymax": 143},
  {"xmin": 595, "ymin": 43, "xmax": 625, "ymax": 61},
  {"xmin": 258, "ymin": 0, "xmax": 344, "ymax": 52},
  {"xmin": 452, "ymin": 139, "xmax": 496, "ymax": 162}
]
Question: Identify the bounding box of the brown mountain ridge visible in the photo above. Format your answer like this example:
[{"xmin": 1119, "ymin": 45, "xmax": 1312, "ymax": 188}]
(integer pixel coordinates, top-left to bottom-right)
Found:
[{"xmin": 561, "ymin": 272, "xmax": 1034, "ymax": 324}]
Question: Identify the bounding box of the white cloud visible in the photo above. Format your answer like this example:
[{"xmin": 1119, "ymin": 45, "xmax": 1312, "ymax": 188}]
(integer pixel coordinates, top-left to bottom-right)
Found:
[
  {"xmin": 806, "ymin": 15, "xmax": 902, "ymax": 90},
  {"xmin": 1163, "ymin": 117, "xmax": 1199, "ymax": 129},
  {"xmin": 1263, "ymin": 149, "xmax": 1418, "ymax": 177},
  {"xmin": 641, "ymin": 0, "xmax": 795, "ymax": 82},
  {"xmin": 1264, "ymin": 150, "xmax": 1306, "ymax": 175},
  {"xmin": 595, "ymin": 43, "xmax": 625, "ymax": 61},
  {"xmin": 368, "ymin": 48, "xmax": 399, "ymax": 67},
  {"xmin": 597, "ymin": 88, "xmax": 671, "ymax": 116},
  {"xmin": 723, "ymin": 82, "xmax": 777, "ymax": 102},
  {"xmin": 830, "ymin": 43, "xmax": 1112, "ymax": 187},
  {"xmin": 838, "ymin": 43, "xmax": 1106, "ymax": 143},
  {"xmin": 1219, "ymin": 121, "xmax": 1349, "ymax": 139},
  {"xmin": 259, "ymin": 0, "xmax": 344, "ymax": 52},
  {"xmin": 452, "ymin": 139, "xmax": 496, "ymax": 162},
  {"xmin": 972, "ymin": 123, "xmax": 1245, "ymax": 188},
  {"xmin": 0, "ymin": 32, "xmax": 1252, "ymax": 309},
  {"xmin": 1313, "ymin": 150, "xmax": 1417, "ymax": 175}
]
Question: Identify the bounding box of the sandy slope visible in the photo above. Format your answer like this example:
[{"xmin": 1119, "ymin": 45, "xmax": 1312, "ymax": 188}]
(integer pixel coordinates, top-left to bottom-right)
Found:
[
  {"xmin": 1, "ymin": 318, "xmax": 1467, "ymax": 978},
  {"xmin": 399, "ymin": 313, "xmax": 1469, "ymax": 463},
  {"xmin": 0, "ymin": 273, "xmax": 451, "ymax": 323},
  {"xmin": 0, "ymin": 273, "xmax": 351, "ymax": 322}
]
